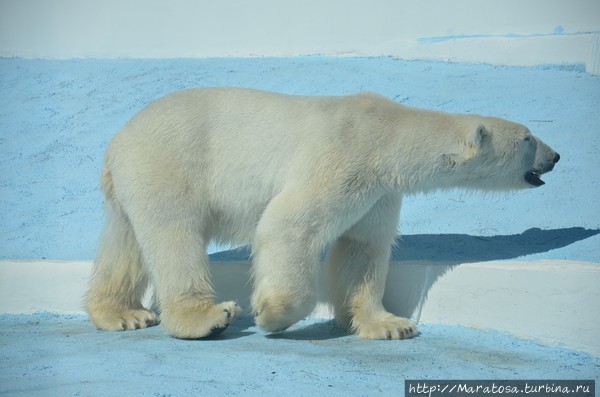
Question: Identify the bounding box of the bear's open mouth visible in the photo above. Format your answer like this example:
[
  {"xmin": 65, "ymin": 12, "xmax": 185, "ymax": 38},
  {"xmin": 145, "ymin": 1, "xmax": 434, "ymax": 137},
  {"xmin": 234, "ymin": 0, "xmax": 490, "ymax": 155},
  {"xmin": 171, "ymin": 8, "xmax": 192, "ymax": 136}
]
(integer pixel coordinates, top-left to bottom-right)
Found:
[{"xmin": 524, "ymin": 170, "xmax": 545, "ymax": 187}]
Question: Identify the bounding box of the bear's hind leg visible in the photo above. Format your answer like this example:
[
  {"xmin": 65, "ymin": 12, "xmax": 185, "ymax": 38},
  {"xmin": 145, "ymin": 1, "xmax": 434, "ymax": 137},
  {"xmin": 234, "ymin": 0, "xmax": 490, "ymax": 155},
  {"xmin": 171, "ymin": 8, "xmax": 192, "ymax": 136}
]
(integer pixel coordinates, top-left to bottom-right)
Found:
[
  {"xmin": 85, "ymin": 199, "xmax": 159, "ymax": 331},
  {"xmin": 325, "ymin": 193, "xmax": 418, "ymax": 340},
  {"xmin": 132, "ymin": 209, "xmax": 241, "ymax": 339}
]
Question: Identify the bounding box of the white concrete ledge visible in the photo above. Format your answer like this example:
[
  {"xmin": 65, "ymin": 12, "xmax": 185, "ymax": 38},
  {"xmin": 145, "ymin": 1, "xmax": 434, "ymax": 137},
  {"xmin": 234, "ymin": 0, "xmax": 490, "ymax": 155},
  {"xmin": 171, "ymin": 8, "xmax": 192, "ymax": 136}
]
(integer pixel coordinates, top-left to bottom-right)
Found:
[
  {"xmin": 391, "ymin": 260, "xmax": 600, "ymax": 357},
  {"xmin": 0, "ymin": 258, "xmax": 597, "ymax": 356}
]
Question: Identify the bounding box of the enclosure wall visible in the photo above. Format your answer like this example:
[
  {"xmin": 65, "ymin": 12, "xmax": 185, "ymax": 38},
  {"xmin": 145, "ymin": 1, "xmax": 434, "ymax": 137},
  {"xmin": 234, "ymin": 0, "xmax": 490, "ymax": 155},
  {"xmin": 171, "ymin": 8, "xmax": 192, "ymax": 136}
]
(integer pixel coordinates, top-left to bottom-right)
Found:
[{"xmin": 1, "ymin": 0, "xmax": 599, "ymax": 70}]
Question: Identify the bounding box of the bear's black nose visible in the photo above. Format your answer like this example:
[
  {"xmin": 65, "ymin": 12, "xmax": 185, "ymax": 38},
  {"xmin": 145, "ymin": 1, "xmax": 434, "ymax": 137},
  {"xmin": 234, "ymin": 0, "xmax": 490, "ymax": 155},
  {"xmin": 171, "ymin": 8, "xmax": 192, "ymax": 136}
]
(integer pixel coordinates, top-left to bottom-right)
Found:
[{"xmin": 553, "ymin": 153, "xmax": 560, "ymax": 163}]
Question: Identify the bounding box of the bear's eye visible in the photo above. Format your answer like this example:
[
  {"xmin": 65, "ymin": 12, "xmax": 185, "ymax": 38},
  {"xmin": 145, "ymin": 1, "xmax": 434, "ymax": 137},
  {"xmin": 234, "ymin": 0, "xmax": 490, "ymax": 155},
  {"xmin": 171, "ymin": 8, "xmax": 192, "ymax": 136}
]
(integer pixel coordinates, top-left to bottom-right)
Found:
[{"xmin": 523, "ymin": 135, "xmax": 532, "ymax": 142}]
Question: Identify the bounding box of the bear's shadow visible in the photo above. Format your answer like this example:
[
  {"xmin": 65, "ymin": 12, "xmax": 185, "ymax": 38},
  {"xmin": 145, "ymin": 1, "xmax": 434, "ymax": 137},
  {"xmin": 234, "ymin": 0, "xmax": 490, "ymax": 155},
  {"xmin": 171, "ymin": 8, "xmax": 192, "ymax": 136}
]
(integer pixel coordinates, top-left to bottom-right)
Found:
[
  {"xmin": 382, "ymin": 226, "xmax": 600, "ymax": 323},
  {"xmin": 209, "ymin": 227, "xmax": 599, "ymax": 340},
  {"xmin": 210, "ymin": 227, "xmax": 598, "ymax": 263},
  {"xmin": 390, "ymin": 227, "xmax": 599, "ymax": 262}
]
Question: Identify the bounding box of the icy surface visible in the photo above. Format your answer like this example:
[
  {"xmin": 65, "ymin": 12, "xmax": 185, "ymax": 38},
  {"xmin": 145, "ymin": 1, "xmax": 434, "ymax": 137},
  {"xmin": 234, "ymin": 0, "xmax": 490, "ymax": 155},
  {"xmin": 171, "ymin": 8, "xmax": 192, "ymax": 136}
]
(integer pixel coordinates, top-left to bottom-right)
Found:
[{"xmin": 0, "ymin": 313, "xmax": 598, "ymax": 396}]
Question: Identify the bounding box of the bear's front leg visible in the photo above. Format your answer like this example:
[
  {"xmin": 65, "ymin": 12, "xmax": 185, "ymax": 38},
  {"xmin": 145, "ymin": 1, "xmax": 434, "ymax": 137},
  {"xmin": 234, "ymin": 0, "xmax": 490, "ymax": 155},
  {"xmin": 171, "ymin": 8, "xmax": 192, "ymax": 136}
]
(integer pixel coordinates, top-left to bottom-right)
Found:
[
  {"xmin": 325, "ymin": 194, "xmax": 418, "ymax": 340},
  {"xmin": 250, "ymin": 190, "xmax": 322, "ymax": 333}
]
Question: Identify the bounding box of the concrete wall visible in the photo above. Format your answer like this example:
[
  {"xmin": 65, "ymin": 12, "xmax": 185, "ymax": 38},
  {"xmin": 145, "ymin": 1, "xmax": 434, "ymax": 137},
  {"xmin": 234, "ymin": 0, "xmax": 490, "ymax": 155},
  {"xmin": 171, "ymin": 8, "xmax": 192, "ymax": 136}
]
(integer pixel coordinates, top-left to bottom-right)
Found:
[
  {"xmin": 1, "ymin": 259, "xmax": 598, "ymax": 355},
  {"xmin": 1, "ymin": 0, "xmax": 599, "ymax": 71}
]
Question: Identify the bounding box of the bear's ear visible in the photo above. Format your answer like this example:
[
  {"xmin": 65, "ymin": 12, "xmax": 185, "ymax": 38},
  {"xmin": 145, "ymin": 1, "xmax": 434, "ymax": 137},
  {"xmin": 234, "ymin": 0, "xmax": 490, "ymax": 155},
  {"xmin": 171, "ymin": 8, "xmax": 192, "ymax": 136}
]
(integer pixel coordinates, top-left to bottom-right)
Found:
[
  {"xmin": 461, "ymin": 124, "xmax": 488, "ymax": 160},
  {"xmin": 469, "ymin": 124, "xmax": 488, "ymax": 147}
]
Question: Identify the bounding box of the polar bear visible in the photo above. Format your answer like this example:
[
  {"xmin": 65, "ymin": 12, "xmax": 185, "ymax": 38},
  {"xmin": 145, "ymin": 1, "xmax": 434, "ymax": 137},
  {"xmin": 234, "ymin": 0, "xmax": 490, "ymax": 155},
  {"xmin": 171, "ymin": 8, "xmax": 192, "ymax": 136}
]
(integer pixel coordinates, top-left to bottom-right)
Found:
[{"xmin": 85, "ymin": 87, "xmax": 560, "ymax": 340}]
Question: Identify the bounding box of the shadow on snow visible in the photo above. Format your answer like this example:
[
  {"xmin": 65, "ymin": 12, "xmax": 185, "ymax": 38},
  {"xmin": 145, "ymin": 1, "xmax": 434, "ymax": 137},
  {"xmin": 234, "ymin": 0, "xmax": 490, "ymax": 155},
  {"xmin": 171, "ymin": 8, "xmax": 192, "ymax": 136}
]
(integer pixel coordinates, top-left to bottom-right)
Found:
[
  {"xmin": 383, "ymin": 227, "xmax": 599, "ymax": 322},
  {"xmin": 210, "ymin": 227, "xmax": 599, "ymax": 264},
  {"xmin": 208, "ymin": 227, "xmax": 598, "ymax": 340},
  {"xmin": 391, "ymin": 227, "xmax": 599, "ymax": 262}
]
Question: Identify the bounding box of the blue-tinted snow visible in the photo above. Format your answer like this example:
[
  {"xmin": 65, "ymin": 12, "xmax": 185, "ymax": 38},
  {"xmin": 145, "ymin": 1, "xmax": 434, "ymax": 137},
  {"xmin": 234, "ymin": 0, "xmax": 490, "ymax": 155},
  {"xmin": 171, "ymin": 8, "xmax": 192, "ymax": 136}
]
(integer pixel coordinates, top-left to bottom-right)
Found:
[
  {"xmin": 1, "ymin": 57, "xmax": 598, "ymax": 261},
  {"xmin": 0, "ymin": 58, "xmax": 598, "ymax": 395}
]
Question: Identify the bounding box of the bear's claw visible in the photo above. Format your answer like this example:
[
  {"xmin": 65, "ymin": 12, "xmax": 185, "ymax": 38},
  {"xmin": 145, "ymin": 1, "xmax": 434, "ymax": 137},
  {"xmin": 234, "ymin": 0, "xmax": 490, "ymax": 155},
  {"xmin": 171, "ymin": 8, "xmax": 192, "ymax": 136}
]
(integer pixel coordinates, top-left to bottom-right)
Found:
[{"xmin": 202, "ymin": 307, "xmax": 238, "ymax": 338}]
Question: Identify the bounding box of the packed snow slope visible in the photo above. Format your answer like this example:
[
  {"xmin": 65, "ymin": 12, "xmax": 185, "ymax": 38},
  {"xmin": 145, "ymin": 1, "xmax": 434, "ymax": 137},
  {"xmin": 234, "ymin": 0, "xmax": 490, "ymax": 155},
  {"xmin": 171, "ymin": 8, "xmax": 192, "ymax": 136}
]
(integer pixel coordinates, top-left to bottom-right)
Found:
[{"xmin": 0, "ymin": 57, "xmax": 599, "ymax": 262}]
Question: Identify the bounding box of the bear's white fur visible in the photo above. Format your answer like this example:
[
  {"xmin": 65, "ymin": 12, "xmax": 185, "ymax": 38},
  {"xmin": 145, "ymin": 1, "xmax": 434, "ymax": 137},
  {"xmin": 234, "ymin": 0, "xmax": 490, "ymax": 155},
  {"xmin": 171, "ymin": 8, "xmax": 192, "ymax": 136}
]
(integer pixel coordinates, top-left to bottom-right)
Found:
[{"xmin": 85, "ymin": 87, "xmax": 559, "ymax": 339}]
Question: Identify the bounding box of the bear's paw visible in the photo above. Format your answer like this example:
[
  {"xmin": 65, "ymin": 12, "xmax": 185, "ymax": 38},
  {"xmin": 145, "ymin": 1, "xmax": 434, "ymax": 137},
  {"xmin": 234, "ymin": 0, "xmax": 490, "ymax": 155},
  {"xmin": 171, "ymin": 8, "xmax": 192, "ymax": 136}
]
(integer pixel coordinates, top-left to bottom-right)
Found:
[
  {"xmin": 161, "ymin": 300, "xmax": 242, "ymax": 339},
  {"xmin": 90, "ymin": 308, "xmax": 160, "ymax": 331},
  {"xmin": 353, "ymin": 313, "xmax": 418, "ymax": 340}
]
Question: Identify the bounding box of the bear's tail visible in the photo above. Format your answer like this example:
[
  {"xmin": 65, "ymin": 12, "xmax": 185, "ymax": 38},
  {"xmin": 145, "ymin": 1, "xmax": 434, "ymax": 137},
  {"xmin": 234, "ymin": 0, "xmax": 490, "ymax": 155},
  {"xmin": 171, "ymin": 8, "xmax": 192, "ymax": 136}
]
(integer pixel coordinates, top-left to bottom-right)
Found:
[{"xmin": 100, "ymin": 165, "xmax": 114, "ymax": 200}]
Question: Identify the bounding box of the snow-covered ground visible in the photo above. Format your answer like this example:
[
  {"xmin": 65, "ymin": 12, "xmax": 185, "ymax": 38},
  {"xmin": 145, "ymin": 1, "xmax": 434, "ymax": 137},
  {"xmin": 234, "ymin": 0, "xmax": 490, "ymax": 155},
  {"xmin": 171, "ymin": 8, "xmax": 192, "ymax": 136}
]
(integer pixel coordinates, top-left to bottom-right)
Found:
[
  {"xmin": 0, "ymin": 57, "xmax": 599, "ymax": 395},
  {"xmin": 2, "ymin": 311, "xmax": 598, "ymax": 397}
]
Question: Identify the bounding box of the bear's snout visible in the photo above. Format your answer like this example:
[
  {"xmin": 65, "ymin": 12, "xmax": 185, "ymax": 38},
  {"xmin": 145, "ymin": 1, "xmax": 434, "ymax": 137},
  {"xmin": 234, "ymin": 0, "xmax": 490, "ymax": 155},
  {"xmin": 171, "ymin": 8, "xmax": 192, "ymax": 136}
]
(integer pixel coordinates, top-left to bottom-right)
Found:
[
  {"xmin": 540, "ymin": 150, "xmax": 560, "ymax": 173},
  {"xmin": 525, "ymin": 145, "xmax": 560, "ymax": 187}
]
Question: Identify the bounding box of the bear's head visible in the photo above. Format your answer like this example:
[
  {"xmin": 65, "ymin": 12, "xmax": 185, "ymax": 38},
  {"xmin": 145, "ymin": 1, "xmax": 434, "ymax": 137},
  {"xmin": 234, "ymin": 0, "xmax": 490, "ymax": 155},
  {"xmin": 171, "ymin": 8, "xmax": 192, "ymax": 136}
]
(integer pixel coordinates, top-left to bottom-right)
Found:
[{"xmin": 451, "ymin": 116, "xmax": 560, "ymax": 190}]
